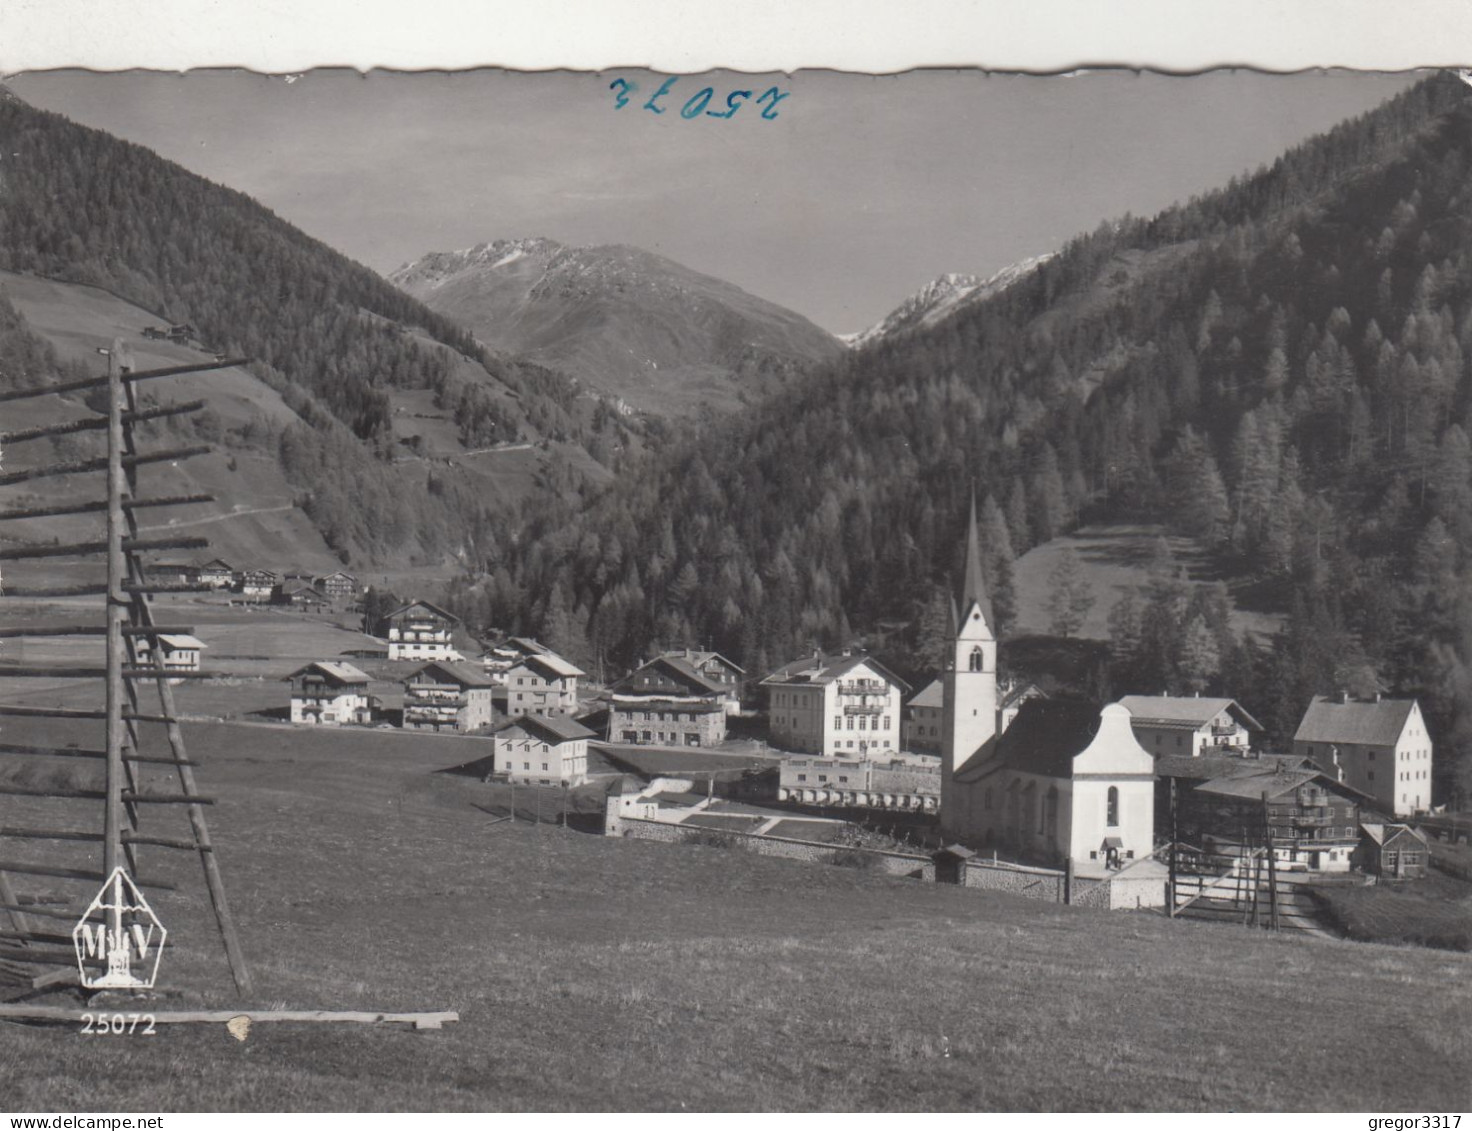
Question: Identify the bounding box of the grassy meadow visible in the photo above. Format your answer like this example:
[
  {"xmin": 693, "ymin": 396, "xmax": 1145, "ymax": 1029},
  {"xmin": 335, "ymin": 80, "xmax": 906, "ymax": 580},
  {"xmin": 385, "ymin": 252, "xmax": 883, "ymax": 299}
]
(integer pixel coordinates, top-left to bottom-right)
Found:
[{"xmin": 0, "ymin": 712, "xmax": 1467, "ymax": 1112}]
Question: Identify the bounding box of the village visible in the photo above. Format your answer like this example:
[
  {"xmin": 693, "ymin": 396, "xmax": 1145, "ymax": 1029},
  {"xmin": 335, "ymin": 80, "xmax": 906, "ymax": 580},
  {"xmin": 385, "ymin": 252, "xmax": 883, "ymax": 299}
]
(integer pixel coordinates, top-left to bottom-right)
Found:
[{"xmin": 121, "ymin": 502, "xmax": 1456, "ymax": 927}]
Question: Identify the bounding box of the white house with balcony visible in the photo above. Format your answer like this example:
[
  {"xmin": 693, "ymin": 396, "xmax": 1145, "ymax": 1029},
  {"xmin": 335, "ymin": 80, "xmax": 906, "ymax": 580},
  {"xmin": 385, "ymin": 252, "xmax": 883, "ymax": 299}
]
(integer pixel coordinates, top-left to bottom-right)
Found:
[
  {"xmin": 505, "ymin": 652, "xmax": 585, "ymax": 718},
  {"xmin": 1116, "ymin": 695, "xmax": 1261, "ymax": 758},
  {"xmin": 134, "ymin": 633, "xmax": 205, "ymax": 675},
  {"xmin": 402, "ymin": 660, "xmax": 495, "ymax": 732},
  {"xmin": 760, "ymin": 650, "xmax": 910, "ymax": 757},
  {"xmin": 381, "ymin": 599, "xmax": 463, "ymax": 663},
  {"xmin": 284, "ymin": 661, "xmax": 373, "ymax": 725}
]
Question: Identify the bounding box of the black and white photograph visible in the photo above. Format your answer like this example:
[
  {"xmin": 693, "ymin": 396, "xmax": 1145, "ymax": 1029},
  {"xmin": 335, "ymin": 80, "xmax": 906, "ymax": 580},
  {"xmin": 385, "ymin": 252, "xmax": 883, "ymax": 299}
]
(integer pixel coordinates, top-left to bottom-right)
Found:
[{"xmin": 0, "ymin": 4, "xmax": 1469, "ymax": 1117}]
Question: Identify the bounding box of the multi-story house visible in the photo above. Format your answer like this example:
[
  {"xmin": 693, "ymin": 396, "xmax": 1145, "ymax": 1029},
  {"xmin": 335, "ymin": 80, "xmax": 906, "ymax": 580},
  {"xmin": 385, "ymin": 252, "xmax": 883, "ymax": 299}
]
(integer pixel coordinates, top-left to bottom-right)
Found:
[
  {"xmin": 402, "ymin": 660, "xmax": 495, "ymax": 732},
  {"xmin": 134, "ymin": 632, "xmax": 205, "ymax": 674},
  {"xmin": 196, "ymin": 558, "xmax": 236, "ymax": 589},
  {"xmin": 314, "ymin": 571, "xmax": 360, "ymax": 603},
  {"xmin": 237, "ymin": 568, "xmax": 278, "ymax": 601},
  {"xmin": 1172, "ymin": 764, "xmax": 1371, "ymax": 873},
  {"xmin": 659, "ymin": 649, "xmax": 745, "ymax": 714},
  {"xmin": 505, "ymin": 653, "xmax": 585, "ymax": 718},
  {"xmin": 904, "ymin": 678, "xmax": 944, "ymax": 753},
  {"xmin": 148, "ymin": 561, "xmax": 199, "ymax": 587},
  {"xmin": 607, "ymin": 655, "xmax": 727, "ymax": 746},
  {"xmin": 284, "ymin": 661, "xmax": 373, "ymax": 725},
  {"xmin": 1116, "ymin": 695, "xmax": 1261, "ymax": 758},
  {"xmin": 479, "ymin": 637, "xmax": 551, "ymax": 684},
  {"xmin": 380, "ymin": 599, "xmax": 463, "ymax": 662},
  {"xmin": 491, "ymin": 714, "xmax": 595, "ymax": 786},
  {"xmin": 761, "ymin": 650, "xmax": 909, "ymax": 758},
  {"xmin": 1293, "ymin": 694, "xmax": 1432, "ymax": 817}
]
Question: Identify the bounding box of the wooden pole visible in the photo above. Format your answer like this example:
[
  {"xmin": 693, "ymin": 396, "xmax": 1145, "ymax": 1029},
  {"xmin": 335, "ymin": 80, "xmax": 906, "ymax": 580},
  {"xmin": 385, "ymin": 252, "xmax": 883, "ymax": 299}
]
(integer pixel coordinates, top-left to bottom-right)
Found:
[
  {"xmin": 1264, "ymin": 790, "xmax": 1280, "ymax": 932},
  {"xmin": 120, "ymin": 373, "xmax": 253, "ymax": 998},
  {"xmin": 103, "ymin": 343, "xmax": 128, "ymax": 892},
  {"xmin": 1168, "ymin": 779, "xmax": 1178, "ymax": 918}
]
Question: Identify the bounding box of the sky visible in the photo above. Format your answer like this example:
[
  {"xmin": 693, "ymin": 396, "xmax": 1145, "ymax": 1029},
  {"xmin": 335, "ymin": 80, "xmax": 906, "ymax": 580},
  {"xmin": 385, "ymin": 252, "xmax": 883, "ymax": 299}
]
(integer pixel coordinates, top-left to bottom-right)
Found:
[{"xmin": 6, "ymin": 67, "xmax": 1425, "ymax": 335}]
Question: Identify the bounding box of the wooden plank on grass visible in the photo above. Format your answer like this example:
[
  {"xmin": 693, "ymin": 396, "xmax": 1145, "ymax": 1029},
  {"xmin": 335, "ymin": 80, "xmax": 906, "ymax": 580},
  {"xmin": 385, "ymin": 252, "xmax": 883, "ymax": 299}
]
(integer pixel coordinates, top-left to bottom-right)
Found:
[{"xmin": 0, "ymin": 1005, "xmax": 460, "ymax": 1029}]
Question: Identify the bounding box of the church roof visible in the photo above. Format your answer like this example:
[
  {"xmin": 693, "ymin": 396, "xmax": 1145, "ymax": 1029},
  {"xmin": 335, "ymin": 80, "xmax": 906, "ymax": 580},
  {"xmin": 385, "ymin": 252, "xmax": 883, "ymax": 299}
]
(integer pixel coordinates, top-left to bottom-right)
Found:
[
  {"xmin": 908, "ymin": 678, "xmax": 944, "ymax": 709},
  {"xmin": 957, "ymin": 698, "xmax": 1104, "ymax": 782}
]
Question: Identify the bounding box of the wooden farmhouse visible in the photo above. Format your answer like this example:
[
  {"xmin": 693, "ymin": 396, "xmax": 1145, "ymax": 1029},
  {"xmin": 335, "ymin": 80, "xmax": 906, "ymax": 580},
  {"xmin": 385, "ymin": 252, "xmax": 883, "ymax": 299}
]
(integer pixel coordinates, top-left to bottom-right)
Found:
[
  {"xmin": 1293, "ymin": 694, "xmax": 1433, "ymax": 817},
  {"xmin": 659, "ymin": 648, "xmax": 745, "ymax": 714},
  {"xmin": 381, "ymin": 599, "xmax": 463, "ymax": 662},
  {"xmin": 314, "ymin": 570, "xmax": 360, "ymax": 602},
  {"xmin": 1116, "ymin": 695, "xmax": 1261, "ymax": 758},
  {"xmin": 237, "ymin": 568, "xmax": 278, "ymax": 601},
  {"xmin": 1354, "ymin": 822, "xmax": 1430, "ymax": 879},
  {"xmin": 505, "ymin": 652, "xmax": 585, "ymax": 718},
  {"xmin": 197, "ymin": 558, "xmax": 236, "ymax": 589},
  {"xmin": 491, "ymin": 714, "xmax": 596, "ymax": 786},
  {"xmin": 607, "ymin": 655, "xmax": 727, "ymax": 747},
  {"xmin": 402, "ymin": 660, "xmax": 495, "ymax": 733},
  {"xmin": 278, "ymin": 583, "xmax": 330, "ymax": 611},
  {"xmin": 284, "ymin": 661, "xmax": 373, "ymax": 725},
  {"xmin": 479, "ymin": 636, "xmax": 552, "ymax": 683},
  {"xmin": 761, "ymin": 650, "xmax": 910, "ymax": 758}
]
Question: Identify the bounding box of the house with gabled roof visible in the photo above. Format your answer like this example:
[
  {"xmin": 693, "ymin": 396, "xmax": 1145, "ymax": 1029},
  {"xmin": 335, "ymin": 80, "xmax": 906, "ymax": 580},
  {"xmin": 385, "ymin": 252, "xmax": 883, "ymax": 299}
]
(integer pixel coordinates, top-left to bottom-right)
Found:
[
  {"xmin": 1293, "ymin": 694, "xmax": 1432, "ymax": 817},
  {"xmin": 762, "ymin": 650, "xmax": 910, "ymax": 757},
  {"xmin": 491, "ymin": 713, "xmax": 596, "ymax": 785},
  {"xmin": 609, "ymin": 654, "xmax": 728, "ymax": 747},
  {"xmin": 196, "ymin": 558, "xmax": 236, "ymax": 589},
  {"xmin": 1117, "ymin": 694, "xmax": 1262, "ymax": 758},
  {"xmin": 402, "ymin": 660, "xmax": 495, "ymax": 732},
  {"xmin": 284, "ymin": 661, "xmax": 373, "ymax": 726},
  {"xmin": 314, "ymin": 570, "xmax": 360, "ymax": 603},
  {"xmin": 904, "ymin": 678, "xmax": 945, "ymax": 753},
  {"xmin": 135, "ymin": 632, "xmax": 205, "ymax": 675},
  {"xmin": 1355, "ymin": 822, "xmax": 1430, "ymax": 879},
  {"xmin": 479, "ymin": 636, "xmax": 551, "ymax": 683},
  {"xmin": 380, "ymin": 599, "xmax": 463, "ymax": 662},
  {"xmin": 1181, "ymin": 765, "xmax": 1372, "ymax": 873},
  {"xmin": 660, "ymin": 648, "xmax": 745, "ymax": 714},
  {"xmin": 506, "ymin": 651, "xmax": 585, "ymax": 718}
]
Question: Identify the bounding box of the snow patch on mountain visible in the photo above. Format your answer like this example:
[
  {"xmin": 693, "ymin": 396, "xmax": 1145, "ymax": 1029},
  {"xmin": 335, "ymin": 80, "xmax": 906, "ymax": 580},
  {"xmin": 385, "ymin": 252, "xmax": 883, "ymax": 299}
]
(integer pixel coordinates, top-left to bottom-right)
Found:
[{"xmin": 846, "ymin": 255, "xmax": 1053, "ymax": 349}]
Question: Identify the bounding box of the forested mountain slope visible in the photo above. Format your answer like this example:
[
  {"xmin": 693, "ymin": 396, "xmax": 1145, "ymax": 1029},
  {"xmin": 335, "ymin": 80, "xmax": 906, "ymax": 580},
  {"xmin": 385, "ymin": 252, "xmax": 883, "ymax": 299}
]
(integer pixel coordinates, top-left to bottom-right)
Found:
[
  {"xmin": 475, "ymin": 73, "xmax": 1472, "ymax": 801},
  {"xmin": 0, "ymin": 94, "xmax": 632, "ymax": 567},
  {"xmin": 392, "ymin": 238, "xmax": 843, "ymax": 417}
]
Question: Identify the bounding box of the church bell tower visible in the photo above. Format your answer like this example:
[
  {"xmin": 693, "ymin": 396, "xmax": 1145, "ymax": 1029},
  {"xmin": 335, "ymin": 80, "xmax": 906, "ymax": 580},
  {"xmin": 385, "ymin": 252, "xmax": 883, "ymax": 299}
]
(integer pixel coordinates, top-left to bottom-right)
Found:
[{"xmin": 940, "ymin": 494, "xmax": 998, "ymax": 835}]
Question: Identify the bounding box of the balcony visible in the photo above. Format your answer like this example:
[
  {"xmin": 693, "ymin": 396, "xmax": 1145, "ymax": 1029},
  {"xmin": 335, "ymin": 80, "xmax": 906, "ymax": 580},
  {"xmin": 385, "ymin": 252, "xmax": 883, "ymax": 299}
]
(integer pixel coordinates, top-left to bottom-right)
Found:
[
  {"xmin": 837, "ymin": 680, "xmax": 886, "ymax": 695},
  {"xmin": 843, "ymin": 704, "xmax": 883, "ymax": 716},
  {"xmin": 1292, "ymin": 812, "xmax": 1336, "ymax": 827}
]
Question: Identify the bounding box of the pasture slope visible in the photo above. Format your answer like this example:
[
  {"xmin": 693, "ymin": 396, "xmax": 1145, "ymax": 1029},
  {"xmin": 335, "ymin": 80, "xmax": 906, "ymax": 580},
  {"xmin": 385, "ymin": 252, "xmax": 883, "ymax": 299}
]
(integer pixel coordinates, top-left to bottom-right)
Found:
[{"xmin": 0, "ymin": 714, "xmax": 1467, "ymax": 1112}]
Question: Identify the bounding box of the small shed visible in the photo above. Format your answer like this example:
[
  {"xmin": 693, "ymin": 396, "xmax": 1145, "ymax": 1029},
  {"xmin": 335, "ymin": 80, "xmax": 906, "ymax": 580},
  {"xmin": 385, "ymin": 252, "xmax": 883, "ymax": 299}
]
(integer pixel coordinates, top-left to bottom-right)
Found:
[
  {"xmin": 932, "ymin": 843, "xmax": 976, "ymax": 885},
  {"xmin": 1355, "ymin": 823, "xmax": 1430, "ymax": 879}
]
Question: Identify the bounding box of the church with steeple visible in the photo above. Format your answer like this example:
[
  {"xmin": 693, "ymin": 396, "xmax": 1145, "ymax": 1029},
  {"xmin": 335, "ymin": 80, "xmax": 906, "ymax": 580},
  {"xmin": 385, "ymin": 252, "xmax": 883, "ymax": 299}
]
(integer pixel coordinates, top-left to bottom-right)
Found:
[{"xmin": 938, "ymin": 498, "xmax": 1159, "ymax": 880}]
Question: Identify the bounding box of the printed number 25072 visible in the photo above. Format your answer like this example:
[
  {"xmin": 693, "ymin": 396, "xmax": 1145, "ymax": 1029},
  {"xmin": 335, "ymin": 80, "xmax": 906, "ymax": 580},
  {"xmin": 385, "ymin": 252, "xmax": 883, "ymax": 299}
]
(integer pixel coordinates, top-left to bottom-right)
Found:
[{"xmin": 80, "ymin": 1012, "xmax": 157, "ymax": 1035}]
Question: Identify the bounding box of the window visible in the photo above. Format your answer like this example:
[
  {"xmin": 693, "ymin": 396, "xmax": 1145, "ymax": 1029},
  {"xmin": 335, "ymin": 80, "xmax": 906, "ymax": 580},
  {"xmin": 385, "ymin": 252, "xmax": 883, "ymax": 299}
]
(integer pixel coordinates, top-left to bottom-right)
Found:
[
  {"xmin": 1106, "ymin": 786, "xmax": 1119, "ymax": 828},
  {"xmin": 542, "ymin": 763, "xmax": 548, "ymax": 771},
  {"xmin": 834, "ymin": 716, "xmax": 842, "ymax": 729},
  {"xmin": 818, "ymin": 775, "xmax": 828, "ymax": 783},
  {"xmin": 859, "ymin": 717, "xmax": 867, "ymax": 731},
  {"xmin": 969, "ymin": 647, "xmax": 984, "ymax": 672},
  {"xmin": 839, "ymin": 776, "xmax": 849, "ymax": 784},
  {"xmin": 523, "ymin": 762, "xmax": 530, "ymax": 770},
  {"xmin": 847, "ymin": 717, "xmax": 854, "ymax": 730},
  {"xmin": 797, "ymin": 774, "xmax": 807, "ymax": 782},
  {"xmin": 883, "ymin": 716, "xmax": 891, "ymax": 730}
]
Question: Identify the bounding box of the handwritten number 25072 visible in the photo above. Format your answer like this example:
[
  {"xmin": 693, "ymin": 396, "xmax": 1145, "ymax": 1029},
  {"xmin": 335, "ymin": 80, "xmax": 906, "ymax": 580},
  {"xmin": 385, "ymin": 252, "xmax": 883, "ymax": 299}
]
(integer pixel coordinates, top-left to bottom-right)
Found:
[{"xmin": 609, "ymin": 77, "xmax": 789, "ymax": 120}]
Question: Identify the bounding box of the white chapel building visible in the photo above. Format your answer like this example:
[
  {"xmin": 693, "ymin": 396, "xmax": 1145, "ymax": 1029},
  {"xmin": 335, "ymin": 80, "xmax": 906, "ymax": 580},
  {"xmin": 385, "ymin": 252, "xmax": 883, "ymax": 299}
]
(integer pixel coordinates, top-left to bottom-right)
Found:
[{"xmin": 938, "ymin": 500, "xmax": 1159, "ymax": 878}]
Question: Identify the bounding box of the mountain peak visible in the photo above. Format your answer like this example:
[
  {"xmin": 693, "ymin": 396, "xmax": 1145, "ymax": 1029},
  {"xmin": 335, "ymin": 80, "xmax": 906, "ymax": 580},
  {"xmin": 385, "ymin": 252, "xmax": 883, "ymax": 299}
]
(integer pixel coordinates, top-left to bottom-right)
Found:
[
  {"xmin": 845, "ymin": 255, "xmax": 1053, "ymax": 349},
  {"xmin": 390, "ymin": 237, "xmax": 843, "ymax": 416}
]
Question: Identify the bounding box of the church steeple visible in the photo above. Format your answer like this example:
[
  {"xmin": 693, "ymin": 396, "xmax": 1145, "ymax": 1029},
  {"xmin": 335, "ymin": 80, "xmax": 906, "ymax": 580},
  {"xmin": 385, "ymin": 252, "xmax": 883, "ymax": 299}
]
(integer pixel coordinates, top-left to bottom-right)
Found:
[
  {"xmin": 941, "ymin": 493, "xmax": 999, "ymax": 829},
  {"xmin": 959, "ymin": 492, "xmax": 993, "ymax": 633}
]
